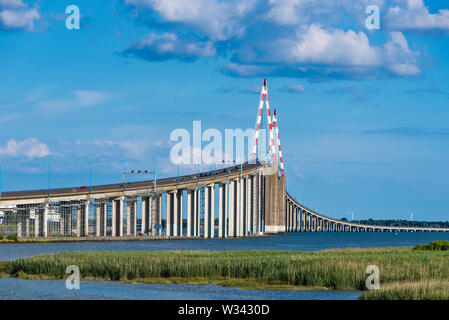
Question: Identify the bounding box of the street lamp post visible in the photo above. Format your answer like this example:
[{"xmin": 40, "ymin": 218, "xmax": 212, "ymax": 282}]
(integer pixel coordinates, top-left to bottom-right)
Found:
[
  {"xmin": 124, "ymin": 169, "xmax": 157, "ymax": 191},
  {"xmin": 48, "ymin": 164, "xmax": 51, "ymax": 197},
  {"xmin": 85, "ymin": 161, "xmax": 92, "ymax": 193}
]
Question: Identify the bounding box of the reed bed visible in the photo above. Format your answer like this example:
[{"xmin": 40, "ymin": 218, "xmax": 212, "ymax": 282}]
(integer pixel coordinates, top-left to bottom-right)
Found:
[
  {"xmin": 360, "ymin": 280, "xmax": 449, "ymax": 300},
  {"xmin": 6, "ymin": 248, "xmax": 449, "ymax": 291}
]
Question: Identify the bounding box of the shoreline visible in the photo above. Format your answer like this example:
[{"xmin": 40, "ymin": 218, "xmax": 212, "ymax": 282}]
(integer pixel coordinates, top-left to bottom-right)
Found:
[{"xmin": 0, "ymin": 233, "xmax": 271, "ymax": 244}]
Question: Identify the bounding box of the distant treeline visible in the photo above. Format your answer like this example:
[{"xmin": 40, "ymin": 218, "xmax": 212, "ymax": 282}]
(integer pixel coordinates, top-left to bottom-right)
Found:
[{"xmin": 340, "ymin": 218, "xmax": 449, "ymax": 228}]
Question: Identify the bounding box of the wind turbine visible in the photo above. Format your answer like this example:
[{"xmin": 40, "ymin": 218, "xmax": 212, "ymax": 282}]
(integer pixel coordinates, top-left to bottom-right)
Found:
[
  {"xmin": 348, "ymin": 210, "xmax": 356, "ymax": 222},
  {"xmin": 409, "ymin": 210, "xmax": 415, "ymax": 227}
]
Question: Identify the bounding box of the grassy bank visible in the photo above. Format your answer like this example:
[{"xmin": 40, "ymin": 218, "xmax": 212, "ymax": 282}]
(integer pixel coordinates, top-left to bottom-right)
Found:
[{"xmin": 5, "ymin": 248, "xmax": 449, "ymax": 294}]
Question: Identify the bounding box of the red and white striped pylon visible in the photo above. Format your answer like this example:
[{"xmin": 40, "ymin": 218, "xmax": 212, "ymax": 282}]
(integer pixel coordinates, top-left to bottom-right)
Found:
[
  {"xmin": 272, "ymin": 109, "xmax": 285, "ymax": 176},
  {"xmin": 251, "ymin": 78, "xmax": 277, "ymax": 164}
]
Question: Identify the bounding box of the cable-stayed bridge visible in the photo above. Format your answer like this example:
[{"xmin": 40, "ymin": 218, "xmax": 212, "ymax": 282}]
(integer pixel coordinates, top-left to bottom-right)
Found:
[{"xmin": 0, "ymin": 80, "xmax": 447, "ymax": 238}]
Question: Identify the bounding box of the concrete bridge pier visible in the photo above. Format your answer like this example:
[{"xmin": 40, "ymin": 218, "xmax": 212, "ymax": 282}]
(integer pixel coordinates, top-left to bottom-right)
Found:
[
  {"xmin": 77, "ymin": 201, "xmax": 89, "ymax": 237},
  {"xmin": 111, "ymin": 197, "xmax": 123, "ymax": 237},
  {"xmin": 187, "ymin": 189, "xmax": 197, "ymax": 237},
  {"xmin": 141, "ymin": 197, "xmax": 150, "ymax": 235},
  {"xmin": 152, "ymin": 194, "xmax": 162, "ymax": 236},
  {"xmin": 245, "ymin": 176, "xmax": 252, "ymax": 236},
  {"xmin": 126, "ymin": 199, "xmax": 137, "ymax": 236},
  {"xmin": 300, "ymin": 209, "xmax": 305, "ymax": 231},
  {"xmin": 218, "ymin": 183, "xmax": 227, "ymax": 237},
  {"xmin": 101, "ymin": 202, "xmax": 107, "ymax": 236},
  {"xmin": 95, "ymin": 204, "xmax": 101, "ymax": 237},
  {"xmin": 25, "ymin": 211, "xmax": 30, "ymax": 237},
  {"xmin": 60, "ymin": 203, "xmax": 69, "ymax": 236},
  {"xmin": 237, "ymin": 178, "xmax": 244, "ymax": 237},
  {"xmin": 228, "ymin": 180, "xmax": 236, "ymax": 237},
  {"xmin": 204, "ymin": 184, "xmax": 214, "ymax": 238},
  {"xmin": 178, "ymin": 190, "xmax": 183, "ymax": 236},
  {"xmin": 187, "ymin": 190, "xmax": 194, "ymax": 237},
  {"xmin": 166, "ymin": 191, "xmax": 175, "ymax": 237},
  {"xmin": 76, "ymin": 203, "xmax": 82, "ymax": 237}
]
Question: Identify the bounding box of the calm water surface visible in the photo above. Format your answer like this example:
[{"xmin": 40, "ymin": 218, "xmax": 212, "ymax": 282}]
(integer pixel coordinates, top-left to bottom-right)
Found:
[{"xmin": 0, "ymin": 278, "xmax": 362, "ymax": 300}]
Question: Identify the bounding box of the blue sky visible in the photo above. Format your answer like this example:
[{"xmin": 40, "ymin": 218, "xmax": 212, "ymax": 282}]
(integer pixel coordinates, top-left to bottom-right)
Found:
[{"xmin": 0, "ymin": 0, "xmax": 449, "ymax": 221}]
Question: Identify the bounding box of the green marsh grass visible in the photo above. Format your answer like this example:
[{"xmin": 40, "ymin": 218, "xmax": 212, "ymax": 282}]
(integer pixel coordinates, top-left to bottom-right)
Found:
[
  {"xmin": 6, "ymin": 248, "xmax": 449, "ymax": 291},
  {"xmin": 360, "ymin": 280, "xmax": 449, "ymax": 300}
]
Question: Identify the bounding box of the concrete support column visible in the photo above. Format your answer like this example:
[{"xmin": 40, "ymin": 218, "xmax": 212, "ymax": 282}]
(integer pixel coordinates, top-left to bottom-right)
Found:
[
  {"xmin": 17, "ymin": 221, "xmax": 22, "ymax": 238},
  {"xmin": 194, "ymin": 189, "xmax": 199, "ymax": 237},
  {"xmin": 204, "ymin": 185, "xmax": 214, "ymax": 238},
  {"xmin": 218, "ymin": 183, "xmax": 227, "ymax": 237},
  {"xmin": 238, "ymin": 178, "xmax": 244, "ymax": 237},
  {"xmin": 96, "ymin": 204, "xmax": 101, "ymax": 237},
  {"xmin": 177, "ymin": 190, "xmax": 183, "ymax": 236},
  {"xmin": 293, "ymin": 206, "xmax": 297, "ymax": 232},
  {"xmin": 85, "ymin": 202, "xmax": 89, "ymax": 237},
  {"xmin": 257, "ymin": 173, "xmax": 262, "ymax": 234},
  {"xmin": 290, "ymin": 204, "xmax": 294, "ymax": 232},
  {"xmin": 153, "ymin": 194, "xmax": 162, "ymax": 236},
  {"xmin": 102, "ymin": 202, "xmax": 107, "ymax": 236},
  {"xmin": 229, "ymin": 180, "xmax": 236, "ymax": 237},
  {"xmin": 187, "ymin": 190, "xmax": 193, "ymax": 237},
  {"xmin": 209, "ymin": 185, "xmax": 214, "ymax": 238},
  {"xmin": 59, "ymin": 206, "xmax": 65, "ymax": 236},
  {"xmin": 296, "ymin": 208, "xmax": 300, "ymax": 232},
  {"xmin": 166, "ymin": 192, "xmax": 174, "ymax": 237},
  {"xmin": 25, "ymin": 213, "xmax": 30, "ymax": 237},
  {"xmin": 119, "ymin": 198, "xmax": 124, "ymax": 237},
  {"xmin": 76, "ymin": 205, "xmax": 81, "ymax": 237},
  {"xmin": 126, "ymin": 200, "xmax": 131, "ymax": 236},
  {"xmin": 141, "ymin": 197, "xmax": 149, "ymax": 235},
  {"xmin": 43, "ymin": 205, "xmax": 49, "ymax": 238},
  {"xmin": 173, "ymin": 192, "xmax": 178, "ymax": 236},
  {"xmin": 111, "ymin": 198, "xmax": 123, "ymax": 237},
  {"xmin": 126, "ymin": 199, "xmax": 137, "ymax": 236},
  {"xmin": 246, "ymin": 176, "xmax": 252, "ymax": 236},
  {"xmin": 252, "ymin": 174, "xmax": 258, "ymax": 234},
  {"xmin": 291, "ymin": 205, "xmax": 294, "ymax": 232},
  {"xmin": 34, "ymin": 210, "xmax": 39, "ymax": 238}
]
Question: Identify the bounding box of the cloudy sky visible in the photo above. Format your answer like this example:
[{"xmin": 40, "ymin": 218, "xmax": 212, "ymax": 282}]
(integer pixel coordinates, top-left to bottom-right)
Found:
[{"xmin": 1, "ymin": 0, "xmax": 449, "ymax": 221}]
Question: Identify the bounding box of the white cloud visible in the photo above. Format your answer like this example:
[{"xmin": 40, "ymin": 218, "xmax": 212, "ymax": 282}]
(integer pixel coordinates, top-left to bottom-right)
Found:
[
  {"xmin": 283, "ymin": 84, "xmax": 306, "ymax": 93},
  {"xmin": 0, "ymin": 138, "xmax": 51, "ymax": 159},
  {"xmin": 0, "ymin": 3, "xmax": 40, "ymax": 31},
  {"xmin": 123, "ymin": 0, "xmax": 427, "ymax": 79},
  {"xmin": 386, "ymin": 0, "xmax": 449, "ymax": 32},
  {"xmin": 40, "ymin": 90, "xmax": 108, "ymax": 112},
  {"xmin": 125, "ymin": 0, "xmax": 256, "ymax": 40},
  {"xmin": 124, "ymin": 32, "xmax": 216, "ymax": 61},
  {"xmin": 75, "ymin": 90, "xmax": 107, "ymax": 107},
  {"xmin": 383, "ymin": 31, "xmax": 420, "ymax": 76},
  {"xmin": 224, "ymin": 25, "xmax": 420, "ymax": 78},
  {"xmin": 0, "ymin": 0, "xmax": 25, "ymax": 9},
  {"xmin": 287, "ymin": 25, "xmax": 381, "ymax": 67},
  {"xmin": 264, "ymin": 0, "xmax": 385, "ymax": 26}
]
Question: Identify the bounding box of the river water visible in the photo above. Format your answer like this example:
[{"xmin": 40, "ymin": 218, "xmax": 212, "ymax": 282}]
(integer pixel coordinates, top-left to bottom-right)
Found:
[
  {"xmin": 1, "ymin": 232, "xmax": 447, "ymax": 300},
  {"xmin": 1, "ymin": 231, "xmax": 448, "ymax": 261}
]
